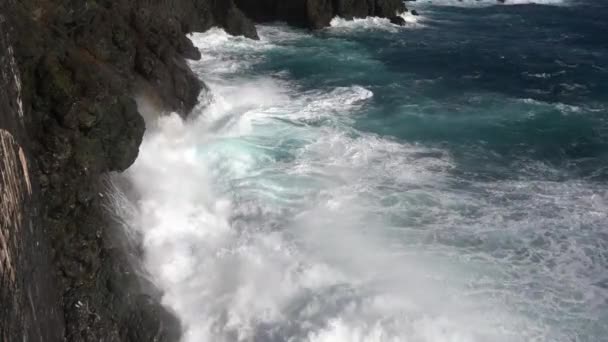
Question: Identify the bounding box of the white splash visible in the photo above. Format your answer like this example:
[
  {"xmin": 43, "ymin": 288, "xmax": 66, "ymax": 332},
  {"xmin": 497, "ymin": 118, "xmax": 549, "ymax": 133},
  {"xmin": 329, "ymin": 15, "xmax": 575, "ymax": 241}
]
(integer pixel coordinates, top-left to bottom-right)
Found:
[
  {"xmin": 115, "ymin": 25, "xmax": 605, "ymax": 342},
  {"xmin": 414, "ymin": 0, "xmax": 569, "ymax": 7},
  {"xmin": 330, "ymin": 11, "xmax": 424, "ymax": 32}
]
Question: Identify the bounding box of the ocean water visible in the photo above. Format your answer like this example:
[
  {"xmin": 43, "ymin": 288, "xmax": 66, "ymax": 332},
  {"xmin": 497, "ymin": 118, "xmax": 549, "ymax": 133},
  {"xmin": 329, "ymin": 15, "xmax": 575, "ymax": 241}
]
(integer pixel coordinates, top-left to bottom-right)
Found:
[{"xmin": 116, "ymin": 0, "xmax": 608, "ymax": 341}]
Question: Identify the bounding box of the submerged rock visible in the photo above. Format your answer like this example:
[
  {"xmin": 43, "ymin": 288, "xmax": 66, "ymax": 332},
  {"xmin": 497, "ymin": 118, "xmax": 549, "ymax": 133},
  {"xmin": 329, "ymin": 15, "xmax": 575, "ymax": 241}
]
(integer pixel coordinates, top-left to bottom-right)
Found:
[{"xmin": 390, "ymin": 16, "xmax": 407, "ymax": 25}]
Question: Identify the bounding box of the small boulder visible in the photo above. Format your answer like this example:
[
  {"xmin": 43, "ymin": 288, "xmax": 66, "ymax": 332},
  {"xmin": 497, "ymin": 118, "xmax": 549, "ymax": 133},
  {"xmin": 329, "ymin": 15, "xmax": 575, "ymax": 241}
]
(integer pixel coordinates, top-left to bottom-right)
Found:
[
  {"xmin": 411, "ymin": 9, "xmax": 419, "ymax": 16},
  {"xmin": 389, "ymin": 16, "xmax": 406, "ymax": 26}
]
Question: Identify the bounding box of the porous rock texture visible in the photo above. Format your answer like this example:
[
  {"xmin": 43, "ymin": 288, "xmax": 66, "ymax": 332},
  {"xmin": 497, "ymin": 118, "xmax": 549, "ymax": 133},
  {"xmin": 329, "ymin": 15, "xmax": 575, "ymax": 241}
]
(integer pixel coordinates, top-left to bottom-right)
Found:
[
  {"xmin": 1, "ymin": 10, "xmax": 66, "ymax": 342},
  {"xmin": 0, "ymin": 0, "xmax": 407, "ymax": 341}
]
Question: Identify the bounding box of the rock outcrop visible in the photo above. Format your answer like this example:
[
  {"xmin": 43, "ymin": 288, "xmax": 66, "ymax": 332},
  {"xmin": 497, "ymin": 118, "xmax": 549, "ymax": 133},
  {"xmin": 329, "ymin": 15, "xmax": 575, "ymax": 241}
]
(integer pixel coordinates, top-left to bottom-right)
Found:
[
  {"xmin": 1, "ymin": 11, "xmax": 66, "ymax": 342},
  {"xmin": 1, "ymin": 0, "xmax": 247, "ymax": 340},
  {"xmin": 0, "ymin": 0, "xmax": 409, "ymax": 341},
  {"xmin": 235, "ymin": 0, "xmax": 406, "ymax": 28}
]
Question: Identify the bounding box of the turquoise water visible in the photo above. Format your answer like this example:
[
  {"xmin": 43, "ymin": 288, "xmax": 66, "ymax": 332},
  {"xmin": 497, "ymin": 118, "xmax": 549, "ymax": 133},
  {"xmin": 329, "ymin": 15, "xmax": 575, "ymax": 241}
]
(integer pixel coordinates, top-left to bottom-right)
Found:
[{"xmin": 121, "ymin": 1, "xmax": 608, "ymax": 341}]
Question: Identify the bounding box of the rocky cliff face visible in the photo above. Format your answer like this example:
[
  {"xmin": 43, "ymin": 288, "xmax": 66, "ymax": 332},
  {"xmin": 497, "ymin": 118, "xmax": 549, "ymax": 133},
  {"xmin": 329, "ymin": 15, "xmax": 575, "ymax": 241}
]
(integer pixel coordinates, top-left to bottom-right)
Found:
[
  {"xmin": 1, "ymin": 11, "xmax": 66, "ymax": 342},
  {"xmin": 235, "ymin": 0, "xmax": 406, "ymax": 28},
  {"xmin": 0, "ymin": 1, "xmax": 407, "ymax": 341}
]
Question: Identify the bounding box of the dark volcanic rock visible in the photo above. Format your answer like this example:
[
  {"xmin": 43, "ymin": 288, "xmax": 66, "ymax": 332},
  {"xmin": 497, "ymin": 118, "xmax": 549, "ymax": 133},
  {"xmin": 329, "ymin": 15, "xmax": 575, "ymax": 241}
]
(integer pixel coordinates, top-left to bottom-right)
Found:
[
  {"xmin": 235, "ymin": 0, "xmax": 407, "ymax": 29},
  {"xmin": 334, "ymin": 0, "xmax": 370, "ymax": 19},
  {"xmin": 215, "ymin": 0, "xmax": 260, "ymax": 39},
  {"xmin": 1, "ymin": 10, "xmax": 66, "ymax": 342},
  {"xmin": 307, "ymin": 0, "xmax": 337, "ymax": 29},
  {"xmin": 0, "ymin": 0, "xmax": 220, "ymax": 341},
  {"xmin": 390, "ymin": 15, "xmax": 407, "ymax": 25},
  {"xmin": 124, "ymin": 295, "xmax": 182, "ymax": 342},
  {"xmin": 373, "ymin": 0, "xmax": 407, "ymax": 17}
]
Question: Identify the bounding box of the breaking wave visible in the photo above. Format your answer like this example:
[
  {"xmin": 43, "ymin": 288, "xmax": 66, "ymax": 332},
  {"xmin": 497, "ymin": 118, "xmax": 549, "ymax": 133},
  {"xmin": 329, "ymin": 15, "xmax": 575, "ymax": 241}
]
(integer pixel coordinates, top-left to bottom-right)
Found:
[
  {"xmin": 114, "ymin": 1, "xmax": 608, "ymax": 340},
  {"xmin": 413, "ymin": 0, "xmax": 570, "ymax": 7}
]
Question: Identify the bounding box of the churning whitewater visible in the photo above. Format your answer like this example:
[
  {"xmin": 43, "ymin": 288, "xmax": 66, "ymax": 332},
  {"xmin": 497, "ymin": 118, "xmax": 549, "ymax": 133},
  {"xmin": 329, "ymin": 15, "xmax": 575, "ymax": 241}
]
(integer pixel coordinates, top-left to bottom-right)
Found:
[{"xmin": 114, "ymin": 1, "xmax": 608, "ymax": 341}]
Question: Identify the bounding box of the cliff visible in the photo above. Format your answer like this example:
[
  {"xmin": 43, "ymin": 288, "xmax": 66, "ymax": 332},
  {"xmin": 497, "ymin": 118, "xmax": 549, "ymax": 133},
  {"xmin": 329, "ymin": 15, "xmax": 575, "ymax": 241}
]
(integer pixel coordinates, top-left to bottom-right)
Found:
[
  {"xmin": 235, "ymin": 0, "xmax": 406, "ymax": 29},
  {"xmin": 0, "ymin": 0, "xmax": 407, "ymax": 341},
  {"xmin": 1, "ymin": 12, "xmax": 66, "ymax": 341}
]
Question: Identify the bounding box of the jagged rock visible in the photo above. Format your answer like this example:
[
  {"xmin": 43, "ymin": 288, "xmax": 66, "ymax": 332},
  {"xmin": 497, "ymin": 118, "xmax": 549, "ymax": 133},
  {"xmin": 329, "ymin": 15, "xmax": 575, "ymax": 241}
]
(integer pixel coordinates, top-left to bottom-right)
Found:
[
  {"xmin": 0, "ymin": 0, "xmax": 207, "ymax": 341},
  {"xmin": 215, "ymin": 0, "xmax": 260, "ymax": 39},
  {"xmin": 390, "ymin": 16, "xmax": 407, "ymax": 25},
  {"xmin": 124, "ymin": 295, "xmax": 182, "ymax": 342},
  {"xmin": 234, "ymin": 0, "xmax": 407, "ymax": 29},
  {"xmin": 334, "ymin": 0, "xmax": 370, "ymax": 19},
  {"xmin": 374, "ymin": 0, "xmax": 407, "ymax": 17}
]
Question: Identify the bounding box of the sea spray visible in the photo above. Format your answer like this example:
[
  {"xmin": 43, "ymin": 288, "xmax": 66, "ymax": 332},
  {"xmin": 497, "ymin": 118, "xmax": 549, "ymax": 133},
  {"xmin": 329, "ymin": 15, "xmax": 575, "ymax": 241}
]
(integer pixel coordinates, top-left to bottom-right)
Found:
[
  {"xmin": 120, "ymin": 29, "xmax": 528, "ymax": 341},
  {"xmin": 116, "ymin": 1, "xmax": 608, "ymax": 340}
]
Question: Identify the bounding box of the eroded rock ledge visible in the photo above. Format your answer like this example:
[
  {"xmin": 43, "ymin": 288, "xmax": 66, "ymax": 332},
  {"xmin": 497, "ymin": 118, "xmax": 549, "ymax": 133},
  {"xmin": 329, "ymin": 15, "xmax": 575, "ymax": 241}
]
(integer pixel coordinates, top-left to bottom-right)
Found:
[{"xmin": 0, "ymin": 0, "xmax": 407, "ymax": 341}]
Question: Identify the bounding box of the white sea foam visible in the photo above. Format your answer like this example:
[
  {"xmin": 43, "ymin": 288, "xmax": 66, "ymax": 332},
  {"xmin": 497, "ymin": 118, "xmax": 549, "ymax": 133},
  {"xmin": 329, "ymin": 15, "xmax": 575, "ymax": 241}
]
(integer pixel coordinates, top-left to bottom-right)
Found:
[
  {"xmin": 119, "ymin": 28, "xmax": 492, "ymax": 342},
  {"xmin": 414, "ymin": 0, "xmax": 569, "ymax": 7},
  {"xmin": 330, "ymin": 11, "xmax": 424, "ymax": 32},
  {"xmin": 115, "ymin": 24, "xmax": 607, "ymax": 342},
  {"xmin": 519, "ymin": 98, "xmax": 585, "ymax": 114}
]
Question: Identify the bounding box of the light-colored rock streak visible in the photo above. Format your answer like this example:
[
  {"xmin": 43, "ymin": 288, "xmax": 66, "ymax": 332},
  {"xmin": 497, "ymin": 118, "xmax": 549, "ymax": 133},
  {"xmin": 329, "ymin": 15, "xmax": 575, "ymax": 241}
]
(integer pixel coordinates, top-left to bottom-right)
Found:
[
  {"xmin": 7, "ymin": 45, "xmax": 24, "ymax": 120},
  {"xmin": 0, "ymin": 129, "xmax": 31, "ymax": 285}
]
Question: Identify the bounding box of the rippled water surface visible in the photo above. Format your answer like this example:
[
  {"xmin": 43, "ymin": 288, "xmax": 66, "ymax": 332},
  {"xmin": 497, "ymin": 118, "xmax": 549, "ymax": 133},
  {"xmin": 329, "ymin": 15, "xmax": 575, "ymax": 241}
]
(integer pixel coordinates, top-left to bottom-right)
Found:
[{"xmin": 117, "ymin": 1, "xmax": 608, "ymax": 341}]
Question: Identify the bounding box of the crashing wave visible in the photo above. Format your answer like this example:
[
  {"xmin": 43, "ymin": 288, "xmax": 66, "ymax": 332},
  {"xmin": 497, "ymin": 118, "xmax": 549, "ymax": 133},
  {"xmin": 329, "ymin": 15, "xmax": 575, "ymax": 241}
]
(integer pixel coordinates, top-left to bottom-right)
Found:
[
  {"xmin": 414, "ymin": 0, "xmax": 570, "ymax": 7},
  {"xmin": 330, "ymin": 11, "xmax": 424, "ymax": 32}
]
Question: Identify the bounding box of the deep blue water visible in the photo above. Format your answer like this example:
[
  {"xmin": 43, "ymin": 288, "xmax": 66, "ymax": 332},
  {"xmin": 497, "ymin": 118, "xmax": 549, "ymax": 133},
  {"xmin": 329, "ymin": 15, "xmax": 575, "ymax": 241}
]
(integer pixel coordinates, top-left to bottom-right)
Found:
[
  {"xmin": 257, "ymin": 0, "xmax": 608, "ymax": 181},
  {"xmin": 126, "ymin": 1, "xmax": 608, "ymax": 341}
]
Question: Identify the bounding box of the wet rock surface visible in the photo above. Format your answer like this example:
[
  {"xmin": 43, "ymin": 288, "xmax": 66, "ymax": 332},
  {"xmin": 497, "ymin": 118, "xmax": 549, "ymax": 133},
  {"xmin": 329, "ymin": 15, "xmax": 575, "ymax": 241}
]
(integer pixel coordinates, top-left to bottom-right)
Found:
[
  {"xmin": 1, "ymin": 7, "xmax": 65, "ymax": 342},
  {"xmin": 1, "ymin": 1, "xmax": 213, "ymax": 341}
]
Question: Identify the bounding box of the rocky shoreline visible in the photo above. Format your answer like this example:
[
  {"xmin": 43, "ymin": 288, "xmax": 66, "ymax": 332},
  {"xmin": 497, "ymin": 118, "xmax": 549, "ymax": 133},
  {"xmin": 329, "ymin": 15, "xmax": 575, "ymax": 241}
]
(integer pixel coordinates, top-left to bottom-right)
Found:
[{"xmin": 0, "ymin": 1, "xmax": 407, "ymax": 341}]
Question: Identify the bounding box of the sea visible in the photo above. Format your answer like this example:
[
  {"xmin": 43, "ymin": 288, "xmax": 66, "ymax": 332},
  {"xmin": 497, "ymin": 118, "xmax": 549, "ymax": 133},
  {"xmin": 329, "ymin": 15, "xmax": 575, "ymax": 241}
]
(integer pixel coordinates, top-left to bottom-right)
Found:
[{"xmin": 114, "ymin": 0, "xmax": 608, "ymax": 340}]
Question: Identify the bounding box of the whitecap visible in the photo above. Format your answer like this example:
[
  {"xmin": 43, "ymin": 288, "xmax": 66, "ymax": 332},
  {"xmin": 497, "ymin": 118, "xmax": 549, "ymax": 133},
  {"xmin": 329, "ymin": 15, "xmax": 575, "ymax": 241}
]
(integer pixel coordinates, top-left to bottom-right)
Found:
[
  {"xmin": 329, "ymin": 11, "xmax": 425, "ymax": 33},
  {"xmin": 415, "ymin": 0, "xmax": 570, "ymax": 7},
  {"xmin": 518, "ymin": 98, "xmax": 584, "ymax": 114},
  {"xmin": 115, "ymin": 22, "xmax": 607, "ymax": 342}
]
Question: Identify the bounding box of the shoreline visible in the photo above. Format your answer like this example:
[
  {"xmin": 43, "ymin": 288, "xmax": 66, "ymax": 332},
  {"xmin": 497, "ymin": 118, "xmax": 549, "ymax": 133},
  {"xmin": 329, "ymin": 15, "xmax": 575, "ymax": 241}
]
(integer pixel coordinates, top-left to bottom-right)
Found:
[{"xmin": 0, "ymin": 1, "xmax": 407, "ymax": 341}]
